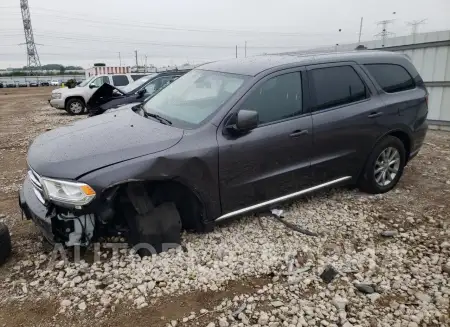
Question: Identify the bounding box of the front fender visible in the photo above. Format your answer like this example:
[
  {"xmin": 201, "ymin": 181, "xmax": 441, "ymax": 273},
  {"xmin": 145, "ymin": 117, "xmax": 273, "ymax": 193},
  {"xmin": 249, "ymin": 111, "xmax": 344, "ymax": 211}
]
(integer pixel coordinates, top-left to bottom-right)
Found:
[{"xmin": 79, "ymin": 143, "xmax": 221, "ymax": 222}]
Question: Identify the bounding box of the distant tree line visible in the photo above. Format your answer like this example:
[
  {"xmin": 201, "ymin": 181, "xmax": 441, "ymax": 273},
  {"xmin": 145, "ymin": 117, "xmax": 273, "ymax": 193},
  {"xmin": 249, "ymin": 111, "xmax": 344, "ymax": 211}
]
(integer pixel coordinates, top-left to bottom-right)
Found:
[
  {"xmin": 2, "ymin": 71, "xmax": 84, "ymax": 77},
  {"xmin": 2, "ymin": 64, "xmax": 84, "ymax": 76}
]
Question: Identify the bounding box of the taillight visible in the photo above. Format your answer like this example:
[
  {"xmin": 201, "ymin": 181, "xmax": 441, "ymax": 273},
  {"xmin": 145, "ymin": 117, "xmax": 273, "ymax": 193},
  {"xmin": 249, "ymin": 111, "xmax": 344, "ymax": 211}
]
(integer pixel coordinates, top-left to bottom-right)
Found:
[{"xmin": 425, "ymin": 95, "xmax": 429, "ymax": 107}]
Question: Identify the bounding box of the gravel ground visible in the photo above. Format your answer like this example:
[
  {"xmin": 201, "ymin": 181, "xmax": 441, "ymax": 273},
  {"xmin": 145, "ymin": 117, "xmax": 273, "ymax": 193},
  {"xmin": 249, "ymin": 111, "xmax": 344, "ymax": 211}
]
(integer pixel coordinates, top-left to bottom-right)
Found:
[{"xmin": 0, "ymin": 88, "xmax": 449, "ymax": 327}]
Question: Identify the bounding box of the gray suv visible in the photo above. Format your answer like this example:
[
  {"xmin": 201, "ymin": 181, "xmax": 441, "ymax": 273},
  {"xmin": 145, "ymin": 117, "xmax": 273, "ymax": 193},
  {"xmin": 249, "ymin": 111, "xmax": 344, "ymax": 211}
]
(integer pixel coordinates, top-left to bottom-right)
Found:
[{"xmin": 19, "ymin": 51, "xmax": 428, "ymax": 251}]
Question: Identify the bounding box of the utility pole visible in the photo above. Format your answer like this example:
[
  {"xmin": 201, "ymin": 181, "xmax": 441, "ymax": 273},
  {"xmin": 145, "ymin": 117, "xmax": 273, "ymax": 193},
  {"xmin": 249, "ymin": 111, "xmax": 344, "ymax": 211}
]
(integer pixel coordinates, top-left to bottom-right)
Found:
[
  {"xmin": 235, "ymin": 45, "xmax": 237, "ymax": 58},
  {"xmin": 20, "ymin": 0, "xmax": 41, "ymax": 71},
  {"xmin": 118, "ymin": 52, "xmax": 121, "ymax": 67},
  {"xmin": 245, "ymin": 41, "xmax": 247, "ymax": 58},
  {"xmin": 358, "ymin": 17, "xmax": 363, "ymax": 43},
  {"xmin": 145, "ymin": 55, "xmax": 148, "ymax": 73},
  {"xmin": 134, "ymin": 50, "xmax": 138, "ymax": 68},
  {"xmin": 375, "ymin": 19, "xmax": 395, "ymax": 47},
  {"xmin": 406, "ymin": 19, "xmax": 427, "ymax": 39}
]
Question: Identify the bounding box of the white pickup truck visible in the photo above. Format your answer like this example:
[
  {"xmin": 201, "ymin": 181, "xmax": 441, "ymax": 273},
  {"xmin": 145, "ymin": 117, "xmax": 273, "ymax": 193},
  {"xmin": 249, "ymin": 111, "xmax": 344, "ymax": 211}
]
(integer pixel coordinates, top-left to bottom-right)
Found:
[{"xmin": 49, "ymin": 74, "xmax": 146, "ymax": 115}]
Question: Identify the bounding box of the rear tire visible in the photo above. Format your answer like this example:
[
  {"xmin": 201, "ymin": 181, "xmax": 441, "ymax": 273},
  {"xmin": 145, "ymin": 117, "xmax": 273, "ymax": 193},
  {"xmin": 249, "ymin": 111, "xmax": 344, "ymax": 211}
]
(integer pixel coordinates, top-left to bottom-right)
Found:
[
  {"xmin": 66, "ymin": 98, "xmax": 85, "ymax": 115},
  {"xmin": 0, "ymin": 222, "xmax": 12, "ymax": 266},
  {"xmin": 358, "ymin": 136, "xmax": 406, "ymax": 194}
]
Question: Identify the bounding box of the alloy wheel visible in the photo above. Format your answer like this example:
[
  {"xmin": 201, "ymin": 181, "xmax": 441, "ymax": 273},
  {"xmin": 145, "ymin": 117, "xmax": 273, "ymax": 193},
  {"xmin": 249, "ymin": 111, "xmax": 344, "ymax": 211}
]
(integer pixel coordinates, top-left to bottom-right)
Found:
[
  {"xmin": 70, "ymin": 102, "xmax": 83, "ymax": 114},
  {"xmin": 374, "ymin": 147, "xmax": 401, "ymax": 187}
]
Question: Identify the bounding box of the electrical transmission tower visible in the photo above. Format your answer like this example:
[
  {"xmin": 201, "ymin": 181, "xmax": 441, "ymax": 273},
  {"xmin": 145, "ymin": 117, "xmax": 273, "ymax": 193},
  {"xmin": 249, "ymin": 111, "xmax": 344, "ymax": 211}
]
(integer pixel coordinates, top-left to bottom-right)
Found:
[
  {"xmin": 406, "ymin": 19, "xmax": 427, "ymax": 36},
  {"xmin": 20, "ymin": 0, "xmax": 41, "ymax": 70},
  {"xmin": 375, "ymin": 20, "xmax": 395, "ymax": 47}
]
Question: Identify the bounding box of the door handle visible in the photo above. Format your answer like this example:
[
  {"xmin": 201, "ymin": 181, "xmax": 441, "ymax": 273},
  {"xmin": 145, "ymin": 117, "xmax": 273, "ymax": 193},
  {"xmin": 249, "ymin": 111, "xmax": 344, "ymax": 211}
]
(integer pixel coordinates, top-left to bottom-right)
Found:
[
  {"xmin": 289, "ymin": 129, "xmax": 309, "ymax": 137},
  {"xmin": 368, "ymin": 112, "xmax": 383, "ymax": 118}
]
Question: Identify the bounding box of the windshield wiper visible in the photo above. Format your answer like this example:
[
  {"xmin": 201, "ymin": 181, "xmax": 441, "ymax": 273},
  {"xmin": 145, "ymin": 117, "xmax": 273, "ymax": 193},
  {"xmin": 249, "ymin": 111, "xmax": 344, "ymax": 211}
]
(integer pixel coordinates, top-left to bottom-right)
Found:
[
  {"xmin": 146, "ymin": 112, "xmax": 172, "ymax": 125},
  {"xmin": 133, "ymin": 104, "xmax": 172, "ymax": 125}
]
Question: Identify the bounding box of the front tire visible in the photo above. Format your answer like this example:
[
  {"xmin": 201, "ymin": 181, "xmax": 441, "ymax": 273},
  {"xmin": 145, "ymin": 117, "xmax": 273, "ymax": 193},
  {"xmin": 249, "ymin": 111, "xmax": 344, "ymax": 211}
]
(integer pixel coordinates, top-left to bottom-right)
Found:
[
  {"xmin": 66, "ymin": 98, "xmax": 85, "ymax": 115},
  {"xmin": 358, "ymin": 136, "xmax": 406, "ymax": 194}
]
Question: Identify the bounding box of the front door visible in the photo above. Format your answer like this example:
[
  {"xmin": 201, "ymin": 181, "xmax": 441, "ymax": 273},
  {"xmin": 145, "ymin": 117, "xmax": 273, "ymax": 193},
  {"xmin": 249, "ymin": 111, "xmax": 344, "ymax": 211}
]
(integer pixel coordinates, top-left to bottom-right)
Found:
[
  {"xmin": 307, "ymin": 63, "xmax": 385, "ymax": 183},
  {"xmin": 218, "ymin": 69, "xmax": 314, "ymax": 214}
]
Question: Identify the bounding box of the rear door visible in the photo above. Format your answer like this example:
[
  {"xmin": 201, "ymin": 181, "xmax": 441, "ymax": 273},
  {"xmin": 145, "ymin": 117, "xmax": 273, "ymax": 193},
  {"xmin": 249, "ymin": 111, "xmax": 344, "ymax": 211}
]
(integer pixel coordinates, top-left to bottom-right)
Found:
[
  {"xmin": 218, "ymin": 68, "xmax": 314, "ymax": 214},
  {"xmin": 307, "ymin": 63, "xmax": 385, "ymax": 183},
  {"xmin": 363, "ymin": 63, "xmax": 428, "ymax": 154}
]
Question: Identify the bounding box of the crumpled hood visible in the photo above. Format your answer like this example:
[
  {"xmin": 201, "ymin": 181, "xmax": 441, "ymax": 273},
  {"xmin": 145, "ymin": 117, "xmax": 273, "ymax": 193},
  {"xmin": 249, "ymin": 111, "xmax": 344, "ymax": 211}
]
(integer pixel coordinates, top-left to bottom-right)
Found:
[
  {"xmin": 28, "ymin": 108, "xmax": 183, "ymax": 179},
  {"xmin": 87, "ymin": 83, "xmax": 127, "ymax": 108}
]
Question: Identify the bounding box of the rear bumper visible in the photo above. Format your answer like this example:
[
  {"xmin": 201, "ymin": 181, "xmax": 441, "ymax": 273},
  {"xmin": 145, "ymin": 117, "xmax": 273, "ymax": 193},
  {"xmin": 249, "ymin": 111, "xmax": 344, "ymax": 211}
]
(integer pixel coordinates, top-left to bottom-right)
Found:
[{"xmin": 18, "ymin": 176, "xmax": 54, "ymax": 243}]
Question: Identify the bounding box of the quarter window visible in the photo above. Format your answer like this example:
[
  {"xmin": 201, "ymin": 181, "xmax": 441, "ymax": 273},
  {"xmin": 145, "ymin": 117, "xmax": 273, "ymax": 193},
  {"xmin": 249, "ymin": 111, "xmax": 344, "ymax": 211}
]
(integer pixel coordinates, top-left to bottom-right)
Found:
[
  {"xmin": 309, "ymin": 66, "xmax": 368, "ymax": 111},
  {"xmin": 364, "ymin": 64, "xmax": 415, "ymax": 93},
  {"xmin": 240, "ymin": 72, "xmax": 302, "ymax": 124},
  {"xmin": 112, "ymin": 75, "xmax": 129, "ymax": 86}
]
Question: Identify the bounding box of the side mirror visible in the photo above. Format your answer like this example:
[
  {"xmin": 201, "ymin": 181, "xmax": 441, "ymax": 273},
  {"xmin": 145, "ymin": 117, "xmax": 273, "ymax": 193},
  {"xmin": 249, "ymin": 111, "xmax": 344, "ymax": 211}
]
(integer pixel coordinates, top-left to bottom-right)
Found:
[
  {"xmin": 89, "ymin": 83, "xmax": 97, "ymax": 89},
  {"xmin": 228, "ymin": 110, "xmax": 258, "ymax": 133},
  {"xmin": 137, "ymin": 89, "xmax": 146, "ymax": 98}
]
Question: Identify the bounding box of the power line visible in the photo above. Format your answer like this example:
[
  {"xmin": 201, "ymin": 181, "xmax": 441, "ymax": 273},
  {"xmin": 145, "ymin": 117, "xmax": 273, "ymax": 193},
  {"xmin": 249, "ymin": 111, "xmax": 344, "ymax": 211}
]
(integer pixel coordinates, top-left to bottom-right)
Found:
[
  {"xmin": 24, "ymin": 6, "xmax": 354, "ymax": 37},
  {"xmin": 30, "ymin": 32, "xmax": 304, "ymax": 50}
]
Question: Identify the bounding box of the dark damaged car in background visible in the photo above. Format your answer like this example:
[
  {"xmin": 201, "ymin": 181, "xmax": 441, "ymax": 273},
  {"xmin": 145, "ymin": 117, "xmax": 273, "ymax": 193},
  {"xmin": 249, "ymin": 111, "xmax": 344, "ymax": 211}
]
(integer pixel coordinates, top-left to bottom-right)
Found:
[
  {"xmin": 19, "ymin": 52, "xmax": 428, "ymax": 253},
  {"xmin": 87, "ymin": 70, "xmax": 189, "ymax": 116}
]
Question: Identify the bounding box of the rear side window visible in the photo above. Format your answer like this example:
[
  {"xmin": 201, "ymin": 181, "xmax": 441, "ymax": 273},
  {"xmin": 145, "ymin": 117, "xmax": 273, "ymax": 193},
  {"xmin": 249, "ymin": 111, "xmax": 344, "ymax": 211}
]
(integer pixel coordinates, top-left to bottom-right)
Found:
[
  {"xmin": 365, "ymin": 64, "xmax": 415, "ymax": 93},
  {"xmin": 240, "ymin": 72, "xmax": 302, "ymax": 124},
  {"xmin": 309, "ymin": 66, "xmax": 368, "ymax": 111},
  {"xmin": 131, "ymin": 74, "xmax": 146, "ymax": 81},
  {"xmin": 112, "ymin": 75, "xmax": 129, "ymax": 86}
]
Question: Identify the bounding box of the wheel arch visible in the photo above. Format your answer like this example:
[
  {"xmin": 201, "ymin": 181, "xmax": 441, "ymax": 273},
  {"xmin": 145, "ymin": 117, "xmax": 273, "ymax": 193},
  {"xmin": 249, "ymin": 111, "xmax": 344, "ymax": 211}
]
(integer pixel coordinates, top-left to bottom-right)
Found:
[
  {"xmin": 357, "ymin": 128, "xmax": 412, "ymax": 181},
  {"xmin": 106, "ymin": 178, "xmax": 209, "ymax": 233}
]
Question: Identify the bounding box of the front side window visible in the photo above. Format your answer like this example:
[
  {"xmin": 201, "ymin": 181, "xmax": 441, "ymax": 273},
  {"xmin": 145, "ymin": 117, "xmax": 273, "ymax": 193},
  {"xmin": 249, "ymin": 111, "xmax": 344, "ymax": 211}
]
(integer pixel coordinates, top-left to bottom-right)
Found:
[
  {"xmin": 144, "ymin": 77, "xmax": 164, "ymax": 94},
  {"xmin": 240, "ymin": 72, "xmax": 302, "ymax": 124},
  {"xmin": 364, "ymin": 64, "xmax": 415, "ymax": 93},
  {"xmin": 310, "ymin": 66, "xmax": 368, "ymax": 111},
  {"xmin": 143, "ymin": 70, "xmax": 248, "ymax": 128},
  {"xmin": 121, "ymin": 75, "xmax": 155, "ymax": 94},
  {"xmin": 112, "ymin": 75, "xmax": 129, "ymax": 86}
]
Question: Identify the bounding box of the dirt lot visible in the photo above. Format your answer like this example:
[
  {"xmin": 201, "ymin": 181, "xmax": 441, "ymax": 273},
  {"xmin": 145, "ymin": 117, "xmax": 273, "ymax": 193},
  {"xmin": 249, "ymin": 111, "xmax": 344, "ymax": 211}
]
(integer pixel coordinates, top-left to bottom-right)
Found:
[{"xmin": 0, "ymin": 87, "xmax": 449, "ymax": 327}]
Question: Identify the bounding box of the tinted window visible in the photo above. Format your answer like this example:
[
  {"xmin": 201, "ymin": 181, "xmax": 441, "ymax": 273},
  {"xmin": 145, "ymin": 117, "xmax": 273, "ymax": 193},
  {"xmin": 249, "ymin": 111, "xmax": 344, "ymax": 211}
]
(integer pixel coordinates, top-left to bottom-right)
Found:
[
  {"xmin": 131, "ymin": 74, "xmax": 146, "ymax": 81},
  {"xmin": 310, "ymin": 66, "xmax": 368, "ymax": 111},
  {"xmin": 365, "ymin": 64, "xmax": 415, "ymax": 93},
  {"xmin": 240, "ymin": 72, "xmax": 302, "ymax": 124},
  {"xmin": 112, "ymin": 75, "xmax": 129, "ymax": 86}
]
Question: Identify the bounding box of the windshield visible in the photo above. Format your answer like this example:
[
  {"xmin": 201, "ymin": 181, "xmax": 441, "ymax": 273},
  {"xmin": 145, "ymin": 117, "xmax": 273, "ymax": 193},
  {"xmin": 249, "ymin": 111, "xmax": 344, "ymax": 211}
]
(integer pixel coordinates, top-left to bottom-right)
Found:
[
  {"xmin": 78, "ymin": 76, "xmax": 95, "ymax": 87},
  {"xmin": 121, "ymin": 74, "xmax": 156, "ymax": 93},
  {"xmin": 142, "ymin": 69, "xmax": 248, "ymax": 128}
]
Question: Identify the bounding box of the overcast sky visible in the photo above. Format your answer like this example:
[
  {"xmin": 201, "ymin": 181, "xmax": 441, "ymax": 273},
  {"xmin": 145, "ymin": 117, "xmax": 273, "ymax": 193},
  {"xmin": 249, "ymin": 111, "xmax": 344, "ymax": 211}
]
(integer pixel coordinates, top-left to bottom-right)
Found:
[{"xmin": 1, "ymin": 0, "xmax": 450, "ymax": 69}]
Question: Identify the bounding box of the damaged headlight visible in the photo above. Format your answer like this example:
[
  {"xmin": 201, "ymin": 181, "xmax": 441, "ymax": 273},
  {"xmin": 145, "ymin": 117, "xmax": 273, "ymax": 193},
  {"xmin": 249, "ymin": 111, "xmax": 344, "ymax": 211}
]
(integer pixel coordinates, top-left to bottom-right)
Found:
[
  {"xmin": 51, "ymin": 93, "xmax": 61, "ymax": 99},
  {"xmin": 41, "ymin": 178, "xmax": 96, "ymax": 207}
]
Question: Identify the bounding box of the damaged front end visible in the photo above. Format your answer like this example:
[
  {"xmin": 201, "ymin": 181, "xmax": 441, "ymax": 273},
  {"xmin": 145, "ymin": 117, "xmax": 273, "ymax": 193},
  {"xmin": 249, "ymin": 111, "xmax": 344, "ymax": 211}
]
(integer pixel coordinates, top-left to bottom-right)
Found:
[
  {"xmin": 19, "ymin": 168, "xmax": 100, "ymax": 247},
  {"xmin": 87, "ymin": 83, "xmax": 127, "ymax": 116}
]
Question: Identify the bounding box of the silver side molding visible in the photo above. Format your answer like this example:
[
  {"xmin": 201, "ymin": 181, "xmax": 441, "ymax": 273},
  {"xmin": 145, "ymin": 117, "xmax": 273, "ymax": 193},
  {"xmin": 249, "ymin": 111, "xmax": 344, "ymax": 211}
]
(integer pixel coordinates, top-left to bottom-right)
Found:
[{"xmin": 215, "ymin": 176, "xmax": 352, "ymax": 222}]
